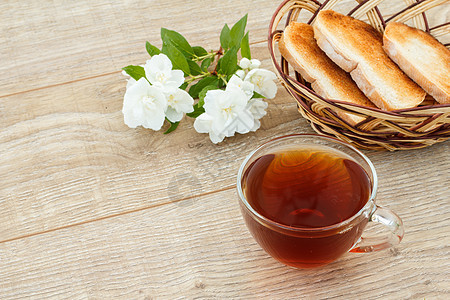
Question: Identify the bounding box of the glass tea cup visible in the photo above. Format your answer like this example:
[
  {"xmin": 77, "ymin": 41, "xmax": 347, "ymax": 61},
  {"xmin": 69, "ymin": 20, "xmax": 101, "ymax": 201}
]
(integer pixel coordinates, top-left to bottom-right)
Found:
[{"xmin": 237, "ymin": 134, "xmax": 404, "ymax": 269}]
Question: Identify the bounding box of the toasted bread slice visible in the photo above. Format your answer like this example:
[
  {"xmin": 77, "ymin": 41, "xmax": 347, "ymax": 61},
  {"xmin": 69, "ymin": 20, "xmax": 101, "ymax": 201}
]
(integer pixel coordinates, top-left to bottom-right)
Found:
[
  {"xmin": 313, "ymin": 10, "xmax": 426, "ymax": 111},
  {"xmin": 383, "ymin": 22, "xmax": 450, "ymax": 104},
  {"xmin": 279, "ymin": 22, "xmax": 375, "ymax": 125}
]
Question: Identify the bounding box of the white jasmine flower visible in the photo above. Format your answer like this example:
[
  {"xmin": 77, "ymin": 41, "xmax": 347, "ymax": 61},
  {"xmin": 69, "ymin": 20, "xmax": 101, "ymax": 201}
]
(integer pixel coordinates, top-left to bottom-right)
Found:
[
  {"xmin": 235, "ymin": 69, "xmax": 246, "ymax": 79},
  {"xmin": 204, "ymin": 87, "xmax": 254, "ymax": 135},
  {"xmin": 226, "ymin": 74, "xmax": 254, "ymax": 99},
  {"xmin": 122, "ymin": 70, "xmax": 137, "ymax": 89},
  {"xmin": 247, "ymin": 98, "xmax": 268, "ymax": 131},
  {"xmin": 249, "ymin": 58, "xmax": 261, "ymax": 69},
  {"xmin": 239, "ymin": 58, "xmax": 262, "ymax": 70},
  {"xmin": 193, "ymin": 113, "xmax": 226, "ymax": 144},
  {"xmin": 126, "ymin": 77, "xmax": 137, "ymax": 89},
  {"xmin": 244, "ymin": 68, "xmax": 278, "ymax": 99},
  {"xmin": 122, "ymin": 77, "xmax": 167, "ymax": 130},
  {"xmin": 194, "ymin": 87, "xmax": 255, "ymax": 143},
  {"xmin": 163, "ymin": 87, "xmax": 194, "ymax": 122},
  {"xmin": 144, "ymin": 54, "xmax": 184, "ymax": 89},
  {"xmin": 239, "ymin": 57, "xmax": 252, "ymax": 69}
]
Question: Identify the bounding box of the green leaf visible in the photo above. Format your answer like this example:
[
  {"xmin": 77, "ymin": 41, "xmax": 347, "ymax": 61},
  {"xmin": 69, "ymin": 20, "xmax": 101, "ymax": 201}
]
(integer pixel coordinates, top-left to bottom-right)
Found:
[
  {"xmin": 220, "ymin": 24, "xmax": 231, "ymax": 50},
  {"xmin": 180, "ymin": 82, "xmax": 189, "ymax": 90},
  {"xmin": 218, "ymin": 78, "xmax": 225, "ymax": 88},
  {"xmin": 240, "ymin": 31, "xmax": 251, "ymax": 59},
  {"xmin": 198, "ymin": 85, "xmax": 217, "ymax": 107},
  {"xmin": 229, "ymin": 14, "xmax": 247, "ymax": 48},
  {"xmin": 187, "ymin": 59, "xmax": 203, "ymax": 76},
  {"xmin": 188, "ymin": 76, "xmax": 219, "ymax": 98},
  {"xmin": 146, "ymin": 41, "xmax": 161, "ymax": 57},
  {"xmin": 186, "ymin": 105, "xmax": 205, "ymax": 118},
  {"xmin": 122, "ymin": 65, "xmax": 146, "ymax": 81},
  {"xmin": 201, "ymin": 57, "xmax": 213, "ymax": 72},
  {"xmin": 252, "ymin": 91, "xmax": 265, "ymax": 99},
  {"xmin": 218, "ymin": 46, "xmax": 238, "ymax": 76},
  {"xmin": 161, "ymin": 43, "xmax": 190, "ymax": 75},
  {"xmin": 164, "ymin": 119, "xmax": 180, "ymax": 134},
  {"xmin": 161, "ymin": 28, "xmax": 194, "ymax": 58},
  {"xmin": 192, "ymin": 46, "xmax": 208, "ymax": 57}
]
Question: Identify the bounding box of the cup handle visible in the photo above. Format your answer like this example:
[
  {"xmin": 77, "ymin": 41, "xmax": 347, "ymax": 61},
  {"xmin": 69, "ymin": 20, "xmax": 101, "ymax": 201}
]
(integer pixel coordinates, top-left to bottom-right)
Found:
[{"xmin": 350, "ymin": 205, "xmax": 404, "ymax": 253}]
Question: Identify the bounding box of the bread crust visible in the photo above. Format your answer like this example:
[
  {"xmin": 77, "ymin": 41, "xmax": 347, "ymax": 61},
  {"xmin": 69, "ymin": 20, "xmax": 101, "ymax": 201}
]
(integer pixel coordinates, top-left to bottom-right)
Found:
[
  {"xmin": 383, "ymin": 22, "xmax": 450, "ymax": 104},
  {"xmin": 313, "ymin": 10, "xmax": 426, "ymax": 111},
  {"xmin": 279, "ymin": 22, "xmax": 375, "ymax": 125}
]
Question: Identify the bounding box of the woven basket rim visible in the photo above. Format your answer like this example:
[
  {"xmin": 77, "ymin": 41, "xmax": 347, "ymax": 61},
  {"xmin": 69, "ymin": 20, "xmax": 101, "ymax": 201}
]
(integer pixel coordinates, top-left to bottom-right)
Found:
[
  {"xmin": 267, "ymin": 0, "xmax": 450, "ymax": 150},
  {"xmin": 268, "ymin": 0, "xmax": 450, "ymax": 115}
]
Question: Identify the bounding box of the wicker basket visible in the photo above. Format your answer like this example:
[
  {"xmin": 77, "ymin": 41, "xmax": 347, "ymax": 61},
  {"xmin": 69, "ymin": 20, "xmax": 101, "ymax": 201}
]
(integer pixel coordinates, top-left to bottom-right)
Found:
[{"xmin": 269, "ymin": 0, "xmax": 450, "ymax": 150}]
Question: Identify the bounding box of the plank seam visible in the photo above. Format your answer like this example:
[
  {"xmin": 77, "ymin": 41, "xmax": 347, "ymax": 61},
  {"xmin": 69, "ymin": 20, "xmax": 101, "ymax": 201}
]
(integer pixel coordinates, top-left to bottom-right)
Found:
[
  {"xmin": 0, "ymin": 184, "xmax": 237, "ymax": 244},
  {"xmin": 0, "ymin": 40, "xmax": 267, "ymax": 98}
]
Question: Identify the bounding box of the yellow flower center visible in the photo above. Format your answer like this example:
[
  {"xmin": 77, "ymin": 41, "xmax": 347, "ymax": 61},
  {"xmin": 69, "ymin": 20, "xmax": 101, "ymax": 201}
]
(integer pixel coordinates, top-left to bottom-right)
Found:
[
  {"xmin": 167, "ymin": 94, "xmax": 176, "ymax": 105},
  {"xmin": 142, "ymin": 95, "xmax": 156, "ymax": 110},
  {"xmin": 157, "ymin": 73, "xmax": 167, "ymax": 83},
  {"xmin": 252, "ymin": 75, "xmax": 264, "ymax": 88},
  {"xmin": 222, "ymin": 106, "xmax": 235, "ymax": 119}
]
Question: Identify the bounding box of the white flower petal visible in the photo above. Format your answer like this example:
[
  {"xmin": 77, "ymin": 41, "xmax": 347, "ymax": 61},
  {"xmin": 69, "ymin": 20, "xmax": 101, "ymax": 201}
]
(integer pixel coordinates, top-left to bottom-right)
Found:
[
  {"xmin": 209, "ymin": 131, "xmax": 226, "ymax": 144},
  {"xmin": 194, "ymin": 112, "xmax": 227, "ymax": 144},
  {"xmin": 193, "ymin": 113, "xmax": 213, "ymax": 133},
  {"xmin": 164, "ymin": 88, "xmax": 194, "ymax": 114},
  {"xmin": 239, "ymin": 57, "xmax": 251, "ymax": 69},
  {"xmin": 140, "ymin": 106, "xmax": 166, "ymax": 130},
  {"xmin": 208, "ymin": 87, "xmax": 254, "ymax": 137},
  {"xmin": 194, "ymin": 85, "xmax": 266, "ymax": 143},
  {"xmin": 145, "ymin": 54, "xmax": 173, "ymax": 75},
  {"xmin": 251, "ymin": 119, "xmax": 261, "ymax": 132},
  {"xmin": 123, "ymin": 65, "xmax": 145, "ymax": 89},
  {"xmin": 244, "ymin": 68, "xmax": 278, "ymax": 99},
  {"xmin": 235, "ymin": 69, "xmax": 246, "ymax": 79},
  {"xmin": 126, "ymin": 77, "xmax": 137, "ymax": 89},
  {"xmin": 247, "ymin": 98, "xmax": 268, "ymax": 119},
  {"xmin": 203, "ymin": 89, "xmax": 225, "ymax": 117},
  {"xmin": 169, "ymin": 69, "xmax": 185, "ymax": 88},
  {"xmin": 144, "ymin": 54, "xmax": 185, "ymax": 89},
  {"xmin": 123, "ymin": 112, "xmax": 141, "ymax": 128},
  {"xmin": 122, "ymin": 77, "xmax": 167, "ymax": 131},
  {"xmin": 227, "ymin": 75, "xmax": 254, "ymax": 99},
  {"xmin": 234, "ymin": 109, "xmax": 255, "ymax": 134},
  {"xmin": 123, "ymin": 77, "xmax": 151, "ymax": 111},
  {"xmin": 249, "ymin": 59, "xmax": 261, "ymax": 69},
  {"xmin": 165, "ymin": 107, "xmax": 184, "ymax": 123},
  {"xmin": 260, "ymin": 79, "xmax": 278, "ymax": 99},
  {"xmin": 217, "ymin": 86, "xmax": 248, "ymax": 109}
]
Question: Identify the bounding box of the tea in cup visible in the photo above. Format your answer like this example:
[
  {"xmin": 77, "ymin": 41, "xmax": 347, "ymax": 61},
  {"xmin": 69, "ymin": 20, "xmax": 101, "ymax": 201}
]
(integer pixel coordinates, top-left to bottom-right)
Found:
[{"xmin": 237, "ymin": 134, "xmax": 404, "ymax": 268}]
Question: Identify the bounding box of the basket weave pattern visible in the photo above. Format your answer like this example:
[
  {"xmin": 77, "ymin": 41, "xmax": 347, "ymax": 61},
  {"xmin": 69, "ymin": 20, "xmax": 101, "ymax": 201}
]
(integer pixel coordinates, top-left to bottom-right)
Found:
[{"xmin": 269, "ymin": 0, "xmax": 450, "ymax": 150}]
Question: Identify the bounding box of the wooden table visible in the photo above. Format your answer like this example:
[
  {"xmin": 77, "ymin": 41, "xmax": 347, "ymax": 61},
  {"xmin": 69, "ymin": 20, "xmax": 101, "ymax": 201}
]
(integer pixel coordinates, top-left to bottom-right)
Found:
[{"xmin": 1, "ymin": 0, "xmax": 449, "ymax": 298}]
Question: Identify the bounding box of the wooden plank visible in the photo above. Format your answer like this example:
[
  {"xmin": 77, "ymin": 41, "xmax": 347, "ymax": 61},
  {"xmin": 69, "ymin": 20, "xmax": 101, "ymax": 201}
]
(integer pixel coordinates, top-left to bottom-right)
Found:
[
  {"xmin": 0, "ymin": 187, "xmax": 448, "ymax": 299},
  {"xmin": 0, "ymin": 0, "xmax": 281, "ymax": 96},
  {"xmin": 1, "ymin": 38, "xmax": 449, "ymax": 241},
  {"xmin": 0, "ymin": 0, "xmax": 423, "ymax": 97},
  {"xmin": 0, "ymin": 43, "xmax": 312, "ymax": 242},
  {"xmin": 0, "ymin": 1, "xmax": 449, "ymax": 297}
]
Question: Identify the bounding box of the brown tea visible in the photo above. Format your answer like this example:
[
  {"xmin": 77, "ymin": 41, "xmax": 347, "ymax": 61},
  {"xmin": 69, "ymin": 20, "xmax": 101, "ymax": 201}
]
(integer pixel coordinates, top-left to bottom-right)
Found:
[{"xmin": 240, "ymin": 146, "xmax": 372, "ymax": 268}]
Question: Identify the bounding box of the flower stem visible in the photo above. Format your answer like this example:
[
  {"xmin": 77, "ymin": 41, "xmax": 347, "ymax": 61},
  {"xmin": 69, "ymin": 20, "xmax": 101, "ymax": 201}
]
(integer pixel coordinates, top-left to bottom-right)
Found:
[
  {"xmin": 218, "ymin": 74, "xmax": 228, "ymax": 85},
  {"xmin": 192, "ymin": 52, "xmax": 215, "ymax": 62},
  {"xmin": 184, "ymin": 48, "xmax": 224, "ymax": 85},
  {"xmin": 185, "ymin": 72, "xmax": 211, "ymax": 84},
  {"xmin": 211, "ymin": 47, "xmax": 223, "ymax": 76}
]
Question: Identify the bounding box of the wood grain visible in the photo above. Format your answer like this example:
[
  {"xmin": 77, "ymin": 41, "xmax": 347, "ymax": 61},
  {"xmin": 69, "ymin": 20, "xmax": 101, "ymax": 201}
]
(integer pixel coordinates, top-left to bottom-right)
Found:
[
  {"xmin": 0, "ymin": 0, "xmax": 449, "ymax": 298},
  {"xmin": 0, "ymin": 44, "xmax": 311, "ymax": 242},
  {"xmin": 0, "ymin": 0, "xmax": 280, "ymax": 97},
  {"xmin": 1, "ymin": 51, "xmax": 448, "ymax": 243},
  {"xmin": 0, "ymin": 187, "xmax": 448, "ymax": 299}
]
